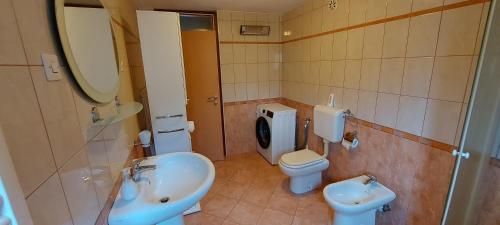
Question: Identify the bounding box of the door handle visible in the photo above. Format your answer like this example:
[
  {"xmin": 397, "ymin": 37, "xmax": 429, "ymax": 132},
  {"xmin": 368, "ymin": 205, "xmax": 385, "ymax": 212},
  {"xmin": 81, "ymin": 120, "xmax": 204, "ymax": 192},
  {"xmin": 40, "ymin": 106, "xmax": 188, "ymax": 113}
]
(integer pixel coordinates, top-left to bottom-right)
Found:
[
  {"xmin": 207, "ymin": 96, "xmax": 219, "ymax": 105},
  {"xmin": 452, "ymin": 149, "xmax": 470, "ymax": 159}
]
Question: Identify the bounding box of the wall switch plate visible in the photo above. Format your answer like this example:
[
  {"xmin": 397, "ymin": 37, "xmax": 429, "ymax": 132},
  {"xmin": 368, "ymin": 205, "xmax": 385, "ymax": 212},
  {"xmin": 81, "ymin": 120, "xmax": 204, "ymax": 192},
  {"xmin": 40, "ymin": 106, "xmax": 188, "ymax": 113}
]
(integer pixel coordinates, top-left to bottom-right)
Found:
[{"xmin": 41, "ymin": 53, "xmax": 62, "ymax": 81}]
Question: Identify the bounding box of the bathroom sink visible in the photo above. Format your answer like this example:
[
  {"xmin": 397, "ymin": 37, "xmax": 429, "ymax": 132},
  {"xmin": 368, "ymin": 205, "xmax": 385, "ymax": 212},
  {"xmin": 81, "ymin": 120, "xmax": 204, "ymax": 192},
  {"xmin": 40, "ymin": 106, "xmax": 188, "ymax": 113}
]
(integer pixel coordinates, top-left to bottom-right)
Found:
[
  {"xmin": 323, "ymin": 175, "xmax": 395, "ymax": 214},
  {"xmin": 108, "ymin": 152, "xmax": 215, "ymax": 225}
]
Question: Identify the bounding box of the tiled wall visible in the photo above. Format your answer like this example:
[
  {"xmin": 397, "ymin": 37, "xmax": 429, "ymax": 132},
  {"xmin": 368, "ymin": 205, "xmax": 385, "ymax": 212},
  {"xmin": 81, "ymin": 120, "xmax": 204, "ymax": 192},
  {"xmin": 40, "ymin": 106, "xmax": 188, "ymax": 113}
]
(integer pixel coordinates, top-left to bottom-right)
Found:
[
  {"xmin": 0, "ymin": 0, "xmax": 140, "ymax": 225},
  {"xmin": 277, "ymin": 0, "xmax": 490, "ymax": 224},
  {"xmin": 281, "ymin": 99, "xmax": 455, "ymax": 225},
  {"xmin": 217, "ymin": 10, "xmax": 283, "ymax": 102},
  {"xmin": 280, "ymin": 0, "xmax": 489, "ymax": 147}
]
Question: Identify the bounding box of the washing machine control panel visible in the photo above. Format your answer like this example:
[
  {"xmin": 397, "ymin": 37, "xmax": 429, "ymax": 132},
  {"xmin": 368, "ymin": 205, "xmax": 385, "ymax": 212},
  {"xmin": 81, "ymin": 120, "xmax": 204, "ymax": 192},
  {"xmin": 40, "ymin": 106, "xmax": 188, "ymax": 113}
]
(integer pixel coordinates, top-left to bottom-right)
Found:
[{"xmin": 267, "ymin": 111, "xmax": 274, "ymax": 118}]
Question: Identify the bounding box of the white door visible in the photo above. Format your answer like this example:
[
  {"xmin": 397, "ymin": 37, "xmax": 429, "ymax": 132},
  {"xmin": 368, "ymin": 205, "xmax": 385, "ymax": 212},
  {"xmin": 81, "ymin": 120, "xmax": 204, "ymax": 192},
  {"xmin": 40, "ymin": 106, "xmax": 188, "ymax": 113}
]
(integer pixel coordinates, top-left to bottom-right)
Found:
[
  {"xmin": 137, "ymin": 11, "xmax": 191, "ymax": 154},
  {"xmin": 0, "ymin": 126, "xmax": 34, "ymax": 225}
]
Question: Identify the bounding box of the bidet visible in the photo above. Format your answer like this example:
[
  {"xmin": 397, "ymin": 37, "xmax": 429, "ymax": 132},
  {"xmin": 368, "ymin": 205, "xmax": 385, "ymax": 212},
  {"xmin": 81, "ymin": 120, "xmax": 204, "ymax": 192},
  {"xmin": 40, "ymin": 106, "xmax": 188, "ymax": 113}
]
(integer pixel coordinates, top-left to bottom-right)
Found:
[{"xmin": 323, "ymin": 175, "xmax": 396, "ymax": 225}]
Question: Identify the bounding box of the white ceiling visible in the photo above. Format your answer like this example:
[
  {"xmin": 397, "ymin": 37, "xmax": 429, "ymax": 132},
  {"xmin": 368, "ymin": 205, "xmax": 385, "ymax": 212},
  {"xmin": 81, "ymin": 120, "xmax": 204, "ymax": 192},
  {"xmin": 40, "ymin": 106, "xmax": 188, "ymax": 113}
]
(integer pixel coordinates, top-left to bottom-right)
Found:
[{"xmin": 134, "ymin": 0, "xmax": 305, "ymax": 13}]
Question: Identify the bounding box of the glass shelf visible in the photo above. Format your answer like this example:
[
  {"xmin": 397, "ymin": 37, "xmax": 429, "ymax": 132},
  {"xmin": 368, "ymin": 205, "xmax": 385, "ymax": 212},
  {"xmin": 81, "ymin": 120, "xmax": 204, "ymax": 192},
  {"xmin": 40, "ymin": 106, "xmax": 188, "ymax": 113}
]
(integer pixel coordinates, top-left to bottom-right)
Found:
[{"xmin": 94, "ymin": 101, "xmax": 143, "ymax": 126}]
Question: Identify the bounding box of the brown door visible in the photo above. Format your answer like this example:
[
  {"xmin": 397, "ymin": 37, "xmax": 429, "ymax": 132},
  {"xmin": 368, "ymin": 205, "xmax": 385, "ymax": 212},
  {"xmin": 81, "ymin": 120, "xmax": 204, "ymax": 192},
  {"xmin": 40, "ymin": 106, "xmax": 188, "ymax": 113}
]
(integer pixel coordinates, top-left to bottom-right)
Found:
[{"xmin": 181, "ymin": 30, "xmax": 225, "ymax": 161}]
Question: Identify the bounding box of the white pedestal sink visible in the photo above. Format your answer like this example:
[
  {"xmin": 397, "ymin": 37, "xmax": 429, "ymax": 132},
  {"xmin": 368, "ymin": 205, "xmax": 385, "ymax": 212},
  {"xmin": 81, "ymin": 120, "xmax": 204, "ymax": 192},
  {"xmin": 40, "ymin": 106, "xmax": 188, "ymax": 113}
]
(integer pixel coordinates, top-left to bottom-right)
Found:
[
  {"xmin": 323, "ymin": 175, "xmax": 396, "ymax": 225},
  {"xmin": 108, "ymin": 152, "xmax": 215, "ymax": 225}
]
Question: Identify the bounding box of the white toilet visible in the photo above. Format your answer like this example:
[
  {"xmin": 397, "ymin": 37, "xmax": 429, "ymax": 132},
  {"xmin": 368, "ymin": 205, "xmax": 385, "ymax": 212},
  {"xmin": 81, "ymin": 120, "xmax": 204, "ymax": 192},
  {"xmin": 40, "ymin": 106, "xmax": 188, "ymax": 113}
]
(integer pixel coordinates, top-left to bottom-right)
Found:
[{"xmin": 279, "ymin": 105, "xmax": 345, "ymax": 194}]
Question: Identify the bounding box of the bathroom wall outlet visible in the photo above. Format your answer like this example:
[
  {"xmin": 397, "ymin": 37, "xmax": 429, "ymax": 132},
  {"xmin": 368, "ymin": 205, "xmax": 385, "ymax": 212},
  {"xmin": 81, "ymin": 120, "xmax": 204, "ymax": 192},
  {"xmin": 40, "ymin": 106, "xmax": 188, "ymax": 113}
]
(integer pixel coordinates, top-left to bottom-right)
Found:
[{"xmin": 41, "ymin": 53, "xmax": 62, "ymax": 81}]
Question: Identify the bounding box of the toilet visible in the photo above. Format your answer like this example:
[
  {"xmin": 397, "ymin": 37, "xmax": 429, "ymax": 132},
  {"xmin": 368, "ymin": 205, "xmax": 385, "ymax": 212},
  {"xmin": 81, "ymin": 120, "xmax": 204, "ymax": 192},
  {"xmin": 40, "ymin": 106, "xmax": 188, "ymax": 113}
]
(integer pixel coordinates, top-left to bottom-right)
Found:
[{"xmin": 279, "ymin": 105, "xmax": 345, "ymax": 194}]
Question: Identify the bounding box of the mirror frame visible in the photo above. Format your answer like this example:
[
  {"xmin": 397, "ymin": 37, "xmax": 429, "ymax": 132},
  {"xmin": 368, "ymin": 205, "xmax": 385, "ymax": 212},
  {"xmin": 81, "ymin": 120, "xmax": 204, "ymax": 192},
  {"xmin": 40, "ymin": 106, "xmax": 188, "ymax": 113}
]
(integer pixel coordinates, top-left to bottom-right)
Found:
[{"xmin": 54, "ymin": 0, "xmax": 120, "ymax": 103}]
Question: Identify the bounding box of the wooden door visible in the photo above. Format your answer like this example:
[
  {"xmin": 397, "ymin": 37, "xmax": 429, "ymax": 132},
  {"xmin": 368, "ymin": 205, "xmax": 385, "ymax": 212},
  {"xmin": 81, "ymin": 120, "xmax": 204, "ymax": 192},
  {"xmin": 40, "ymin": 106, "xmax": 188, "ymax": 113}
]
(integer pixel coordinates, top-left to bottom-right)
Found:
[{"xmin": 181, "ymin": 30, "xmax": 225, "ymax": 161}]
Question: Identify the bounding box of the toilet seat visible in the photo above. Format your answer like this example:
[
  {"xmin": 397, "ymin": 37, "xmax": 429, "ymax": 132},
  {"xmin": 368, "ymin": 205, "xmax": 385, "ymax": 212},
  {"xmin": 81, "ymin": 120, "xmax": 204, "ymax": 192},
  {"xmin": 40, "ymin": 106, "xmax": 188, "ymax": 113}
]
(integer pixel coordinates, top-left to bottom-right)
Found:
[{"xmin": 280, "ymin": 149, "xmax": 325, "ymax": 169}]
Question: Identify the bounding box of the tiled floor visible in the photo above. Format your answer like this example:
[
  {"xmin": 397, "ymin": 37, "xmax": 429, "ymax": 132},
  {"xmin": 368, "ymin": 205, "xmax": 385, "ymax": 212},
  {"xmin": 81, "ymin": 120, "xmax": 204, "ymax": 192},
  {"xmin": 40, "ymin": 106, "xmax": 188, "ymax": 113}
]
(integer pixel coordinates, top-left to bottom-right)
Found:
[{"xmin": 185, "ymin": 152, "xmax": 333, "ymax": 225}]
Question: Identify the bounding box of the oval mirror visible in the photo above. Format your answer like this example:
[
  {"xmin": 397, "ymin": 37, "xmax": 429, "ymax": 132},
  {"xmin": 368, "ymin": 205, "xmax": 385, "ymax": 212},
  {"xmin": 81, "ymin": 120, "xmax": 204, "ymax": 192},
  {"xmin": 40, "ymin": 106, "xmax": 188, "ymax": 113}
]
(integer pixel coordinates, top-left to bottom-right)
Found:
[{"xmin": 55, "ymin": 0, "xmax": 120, "ymax": 103}]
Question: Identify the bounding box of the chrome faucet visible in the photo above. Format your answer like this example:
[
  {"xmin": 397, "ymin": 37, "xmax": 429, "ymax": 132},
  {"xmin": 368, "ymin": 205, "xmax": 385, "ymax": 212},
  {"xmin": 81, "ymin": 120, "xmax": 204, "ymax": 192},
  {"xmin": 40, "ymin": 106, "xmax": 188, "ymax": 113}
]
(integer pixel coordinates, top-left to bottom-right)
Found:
[
  {"xmin": 129, "ymin": 158, "xmax": 156, "ymax": 182},
  {"xmin": 364, "ymin": 175, "xmax": 377, "ymax": 185}
]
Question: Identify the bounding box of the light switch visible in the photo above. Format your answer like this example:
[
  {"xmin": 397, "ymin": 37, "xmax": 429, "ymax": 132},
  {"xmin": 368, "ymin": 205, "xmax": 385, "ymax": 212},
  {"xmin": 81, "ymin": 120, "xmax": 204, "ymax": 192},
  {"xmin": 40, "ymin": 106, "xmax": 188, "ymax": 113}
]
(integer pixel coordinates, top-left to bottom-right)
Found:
[{"xmin": 41, "ymin": 53, "xmax": 62, "ymax": 81}]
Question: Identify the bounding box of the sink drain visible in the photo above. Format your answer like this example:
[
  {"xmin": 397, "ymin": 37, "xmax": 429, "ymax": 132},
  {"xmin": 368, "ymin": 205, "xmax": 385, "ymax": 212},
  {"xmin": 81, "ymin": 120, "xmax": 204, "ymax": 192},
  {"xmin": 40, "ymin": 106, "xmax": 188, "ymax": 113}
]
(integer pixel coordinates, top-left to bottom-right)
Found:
[{"xmin": 159, "ymin": 197, "xmax": 170, "ymax": 203}]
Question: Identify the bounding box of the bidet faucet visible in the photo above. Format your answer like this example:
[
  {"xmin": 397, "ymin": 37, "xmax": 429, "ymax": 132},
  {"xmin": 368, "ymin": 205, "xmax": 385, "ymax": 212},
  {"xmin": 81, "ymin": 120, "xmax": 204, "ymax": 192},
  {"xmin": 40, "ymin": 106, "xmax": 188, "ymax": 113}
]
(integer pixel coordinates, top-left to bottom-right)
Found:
[
  {"xmin": 129, "ymin": 158, "xmax": 156, "ymax": 182},
  {"xmin": 364, "ymin": 175, "xmax": 377, "ymax": 185}
]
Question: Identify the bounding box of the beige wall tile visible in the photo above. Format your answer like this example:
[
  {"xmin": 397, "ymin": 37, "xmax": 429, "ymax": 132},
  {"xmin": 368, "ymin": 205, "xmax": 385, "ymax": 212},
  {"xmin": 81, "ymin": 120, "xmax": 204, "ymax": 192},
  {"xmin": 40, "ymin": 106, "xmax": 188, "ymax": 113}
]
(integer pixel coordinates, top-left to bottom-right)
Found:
[
  {"xmin": 379, "ymin": 58, "xmax": 405, "ymax": 94},
  {"xmin": 85, "ymin": 140, "xmax": 113, "ymax": 209},
  {"xmin": 346, "ymin": 28, "xmax": 365, "ymax": 59},
  {"xmin": 331, "ymin": 87, "xmax": 345, "ymax": 107},
  {"xmin": 319, "ymin": 61, "xmax": 332, "ymax": 86},
  {"xmin": 333, "ymin": 32, "xmax": 348, "ymax": 60},
  {"xmin": 310, "ymin": 37, "xmax": 322, "ymax": 61},
  {"xmin": 219, "ymin": 45, "xmax": 234, "ymax": 64},
  {"xmin": 269, "ymin": 63, "xmax": 281, "ymax": 81},
  {"xmin": 429, "ymin": 56, "xmax": 471, "ymax": 102},
  {"xmin": 330, "ymin": 60, "xmax": 346, "ymax": 87},
  {"xmin": 349, "ymin": 0, "xmax": 367, "ymax": 25},
  {"xmin": 357, "ymin": 90, "xmax": 378, "ymax": 122},
  {"xmin": 217, "ymin": 10, "xmax": 232, "ymax": 21},
  {"xmin": 30, "ymin": 67, "xmax": 85, "ymax": 169},
  {"xmin": 0, "ymin": 0, "xmax": 27, "ymax": 65},
  {"xmin": 422, "ymin": 99, "xmax": 461, "ymax": 144},
  {"xmin": 464, "ymin": 56, "xmax": 478, "ymax": 104},
  {"xmin": 234, "ymin": 64, "xmax": 247, "ymax": 83},
  {"xmin": 382, "ymin": 19, "xmax": 410, "ymax": 58},
  {"xmin": 222, "ymin": 84, "xmax": 236, "ymax": 102},
  {"xmin": 344, "ymin": 60, "xmax": 362, "ymax": 89},
  {"xmin": 245, "ymin": 44, "xmax": 258, "ymax": 63},
  {"xmin": 231, "ymin": 11, "xmax": 244, "ymax": 21},
  {"xmin": 360, "ymin": 59, "xmax": 381, "ymax": 91},
  {"xmin": 322, "ymin": 5, "xmax": 336, "ymax": 32},
  {"xmin": 406, "ymin": 13, "xmax": 441, "ymax": 57},
  {"xmin": 363, "ymin": 24, "xmax": 384, "ymax": 58},
  {"xmin": 333, "ymin": 0, "xmax": 349, "ymax": 29},
  {"xmin": 246, "ymin": 64, "xmax": 258, "ymax": 82},
  {"xmin": 258, "ymin": 63, "xmax": 269, "ymax": 81},
  {"xmin": 317, "ymin": 85, "xmax": 332, "ymax": 105},
  {"xmin": 397, "ymin": 96, "xmax": 427, "ymax": 135},
  {"xmin": 270, "ymin": 81, "xmax": 281, "ymax": 98},
  {"xmin": 221, "ymin": 64, "xmax": 235, "ymax": 84},
  {"xmin": 27, "ymin": 174, "xmax": 73, "ymax": 225},
  {"xmin": 257, "ymin": 45, "xmax": 269, "ymax": 63},
  {"xmin": 436, "ymin": 4, "xmax": 482, "ymax": 56},
  {"xmin": 311, "ymin": 8, "xmax": 323, "ymax": 34},
  {"xmin": 12, "ymin": 0, "xmax": 66, "ymax": 65},
  {"xmin": 454, "ymin": 103, "xmax": 468, "ymax": 146},
  {"xmin": 60, "ymin": 150, "xmax": 100, "ymax": 225},
  {"xmin": 387, "ymin": 0, "xmax": 412, "ymax": 17},
  {"xmin": 401, "ymin": 57, "xmax": 434, "ymax": 98},
  {"xmin": 233, "ymin": 44, "xmax": 246, "ymax": 64},
  {"xmin": 0, "ymin": 66, "xmax": 56, "ymax": 196},
  {"xmin": 366, "ymin": 0, "xmax": 387, "ymax": 21},
  {"xmin": 235, "ymin": 83, "xmax": 247, "ymax": 101},
  {"xmin": 247, "ymin": 82, "xmax": 259, "ymax": 100},
  {"xmin": 258, "ymin": 82, "xmax": 270, "ymax": 99},
  {"xmin": 320, "ymin": 34, "xmax": 334, "ymax": 60},
  {"xmin": 343, "ymin": 89, "xmax": 359, "ymax": 114},
  {"xmin": 268, "ymin": 45, "xmax": 282, "ymax": 63},
  {"xmin": 375, "ymin": 93, "xmax": 400, "ymax": 128},
  {"xmin": 218, "ymin": 20, "xmax": 232, "ymax": 41},
  {"xmin": 412, "ymin": 0, "xmax": 444, "ymax": 12},
  {"xmin": 474, "ymin": 3, "xmax": 489, "ymax": 55}
]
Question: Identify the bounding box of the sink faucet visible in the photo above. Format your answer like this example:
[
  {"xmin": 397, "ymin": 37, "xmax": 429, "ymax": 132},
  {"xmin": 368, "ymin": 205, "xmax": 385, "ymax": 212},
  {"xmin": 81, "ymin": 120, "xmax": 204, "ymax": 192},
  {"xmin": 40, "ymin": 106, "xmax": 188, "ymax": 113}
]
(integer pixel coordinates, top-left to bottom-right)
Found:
[
  {"xmin": 364, "ymin": 175, "xmax": 377, "ymax": 185},
  {"xmin": 129, "ymin": 158, "xmax": 157, "ymax": 182}
]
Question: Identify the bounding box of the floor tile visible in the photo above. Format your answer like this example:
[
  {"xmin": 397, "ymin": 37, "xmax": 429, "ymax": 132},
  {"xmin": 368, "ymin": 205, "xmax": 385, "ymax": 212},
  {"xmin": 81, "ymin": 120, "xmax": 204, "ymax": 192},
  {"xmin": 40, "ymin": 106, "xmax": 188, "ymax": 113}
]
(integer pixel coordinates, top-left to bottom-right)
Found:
[{"xmin": 228, "ymin": 201, "xmax": 265, "ymax": 225}]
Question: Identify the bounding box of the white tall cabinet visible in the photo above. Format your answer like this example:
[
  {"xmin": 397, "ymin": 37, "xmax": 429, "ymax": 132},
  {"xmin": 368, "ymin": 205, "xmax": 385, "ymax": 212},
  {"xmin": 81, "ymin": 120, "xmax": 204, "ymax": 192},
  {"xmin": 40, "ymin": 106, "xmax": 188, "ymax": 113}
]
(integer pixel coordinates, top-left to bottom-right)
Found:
[{"xmin": 137, "ymin": 11, "xmax": 192, "ymax": 154}]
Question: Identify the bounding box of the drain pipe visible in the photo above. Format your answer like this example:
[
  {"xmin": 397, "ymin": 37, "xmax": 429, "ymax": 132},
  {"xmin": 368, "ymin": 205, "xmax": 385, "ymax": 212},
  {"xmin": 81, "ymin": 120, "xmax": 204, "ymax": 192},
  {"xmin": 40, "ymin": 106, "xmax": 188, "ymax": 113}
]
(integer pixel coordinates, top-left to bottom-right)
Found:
[
  {"xmin": 322, "ymin": 139, "xmax": 330, "ymax": 159},
  {"xmin": 295, "ymin": 118, "xmax": 312, "ymax": 150}
]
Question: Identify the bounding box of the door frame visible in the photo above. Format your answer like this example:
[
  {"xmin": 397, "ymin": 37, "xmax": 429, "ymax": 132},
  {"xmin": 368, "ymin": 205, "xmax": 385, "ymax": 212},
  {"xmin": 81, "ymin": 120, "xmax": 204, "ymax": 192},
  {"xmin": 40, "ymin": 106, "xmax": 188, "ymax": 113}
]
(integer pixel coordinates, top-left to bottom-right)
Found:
[{"xmin": 154, "ymin": 9, "xmax": 227, "ymax": 157}]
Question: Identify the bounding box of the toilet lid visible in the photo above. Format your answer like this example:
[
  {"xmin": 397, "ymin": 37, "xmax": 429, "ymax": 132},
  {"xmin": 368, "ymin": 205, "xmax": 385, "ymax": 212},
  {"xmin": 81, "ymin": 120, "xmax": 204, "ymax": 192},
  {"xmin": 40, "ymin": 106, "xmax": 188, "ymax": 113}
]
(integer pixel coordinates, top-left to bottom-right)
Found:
[{"xmin": 280, "ymin": 149, "xmax": 324, "ymax": 168}]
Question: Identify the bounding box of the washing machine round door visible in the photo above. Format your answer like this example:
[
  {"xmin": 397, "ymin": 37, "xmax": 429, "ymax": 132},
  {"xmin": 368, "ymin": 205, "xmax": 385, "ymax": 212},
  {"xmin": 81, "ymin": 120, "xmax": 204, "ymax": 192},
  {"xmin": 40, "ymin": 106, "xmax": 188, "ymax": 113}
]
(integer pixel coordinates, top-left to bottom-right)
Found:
[{"xmin": 256, "ymin": 116, "xmax": 271, "ymax": 149}]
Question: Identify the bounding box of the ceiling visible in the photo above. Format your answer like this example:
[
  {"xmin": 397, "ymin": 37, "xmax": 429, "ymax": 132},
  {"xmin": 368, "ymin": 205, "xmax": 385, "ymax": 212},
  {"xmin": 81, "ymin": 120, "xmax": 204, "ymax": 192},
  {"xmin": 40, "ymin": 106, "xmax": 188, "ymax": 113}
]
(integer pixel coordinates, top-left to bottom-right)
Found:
[{"xmin": 133, "ymin": 0, "xmax": 305, "ymax": 13}]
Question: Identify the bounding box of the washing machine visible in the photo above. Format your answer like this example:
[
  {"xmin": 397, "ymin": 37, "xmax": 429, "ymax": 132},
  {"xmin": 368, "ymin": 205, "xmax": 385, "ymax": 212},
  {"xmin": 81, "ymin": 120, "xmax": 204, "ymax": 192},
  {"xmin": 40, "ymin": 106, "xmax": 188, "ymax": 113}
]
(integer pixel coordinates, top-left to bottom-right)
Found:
[{"xmin": 256, "ymin": 103, "xmax": 296, "ymax": 165}]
